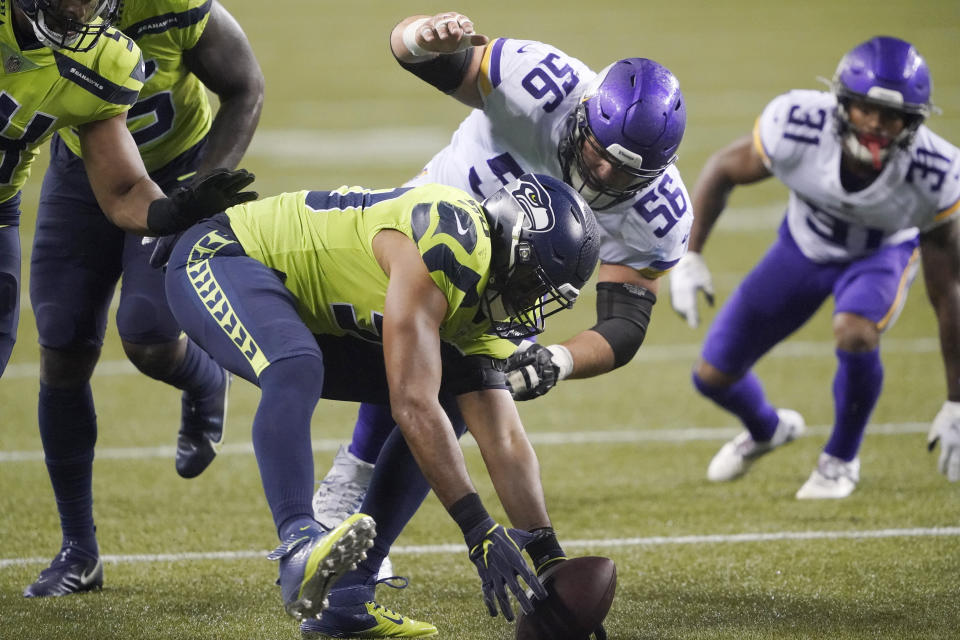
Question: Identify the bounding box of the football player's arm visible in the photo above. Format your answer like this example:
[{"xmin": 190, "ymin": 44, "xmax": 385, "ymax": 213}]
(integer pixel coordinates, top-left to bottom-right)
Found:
[
  {"xmin": 688, "ymin": 134, "xmax": 771, "ymax": 253},
  {"xmin": 78, "ymin": 113, "xmax": 165, "ymax": 234},
  {"xmin": 505, "ymin": 263, "xmax": 657, "ymax": 399},
  {"xmin": 920, "ymin": 216, "xmax": 960, "ymax": 481},
  {"xmin": 374, "ymin": 229, "xmax": 478, "ymax": 507},
  {"xmin": 182, "ymin": 0, "xmax": 264, "ymax": 175},
  {"xmin": 389, "ymin": 12, "xmax": 488, "ymax": 108},
  {"xmin": 456, "ymin": 389, "xmax": 551, "ymax": 531},
  {"xmin": 80, "ymin": 116, "xmax": 257, "ymax": 236},
  {"xmin": 669, "ymin": 134, "xmax": 772, "ymax": 328}
]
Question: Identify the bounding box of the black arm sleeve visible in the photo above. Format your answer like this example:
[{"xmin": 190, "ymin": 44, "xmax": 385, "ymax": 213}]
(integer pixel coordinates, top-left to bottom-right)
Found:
[
  {"xmin": 396, "ymin": 47, "xmax": 476, "ymax": 94},
  {"xmin": 590, "ymin": 281, "xmax": 657, "ymax": 369}
]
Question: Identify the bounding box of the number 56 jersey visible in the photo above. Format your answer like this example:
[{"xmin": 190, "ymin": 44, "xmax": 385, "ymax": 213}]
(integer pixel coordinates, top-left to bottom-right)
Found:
[
  {"xmin": 755, "ymin": 89, "xmax": 960, "ymax": 262},
  {"xmin": 408, "ymin": 38, "xmax": 692, "ymax": 278}
]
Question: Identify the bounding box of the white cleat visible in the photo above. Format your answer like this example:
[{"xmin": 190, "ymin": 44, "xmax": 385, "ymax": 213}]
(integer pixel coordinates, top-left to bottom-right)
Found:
[
  {"xmin": 313, "ymin": 446, "xmax": 374, "ymax": 528},
  {"xmin": 707, "ymin": 409, "xmax": 807, "ymax": 482},
  {"xmin": 313, "ymin": 445, "xmax": 395, "ymax": 580},
  {"xmin": 796, "ymin": 453, "xmax": 860, "ymax": 499}
]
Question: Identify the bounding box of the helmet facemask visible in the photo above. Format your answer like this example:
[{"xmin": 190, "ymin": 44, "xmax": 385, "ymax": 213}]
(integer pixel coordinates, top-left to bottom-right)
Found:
[
  {"xmin": 17, "ymin": 0, "xmax": 119, "ymax": 52},
  {"xmin": 480, "ymin": 174, "xmax": 598, "ymax": 339},
  {"xmin": 834, "ymin": 90, "xmax": 927, "ymax": 171}
]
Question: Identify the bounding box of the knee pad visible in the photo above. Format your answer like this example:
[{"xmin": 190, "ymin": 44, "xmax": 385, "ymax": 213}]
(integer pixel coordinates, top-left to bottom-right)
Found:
[
  {"xmin": 116, "ymin": 293, "xmax": 180, "ymax": 344},
  {"xmin": 122, "ymin": 339, "xmax": 182, "ymax": 379},
  {"xmin": 39, "ymin": 346, "xmax": 99, "ymax": 387}
]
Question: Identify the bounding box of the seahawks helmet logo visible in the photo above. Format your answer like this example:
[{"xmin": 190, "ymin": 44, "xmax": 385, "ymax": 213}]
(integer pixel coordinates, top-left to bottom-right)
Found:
[{"xmin": 511, "ymin": 176, "xmax": 555, "ymax": 232}]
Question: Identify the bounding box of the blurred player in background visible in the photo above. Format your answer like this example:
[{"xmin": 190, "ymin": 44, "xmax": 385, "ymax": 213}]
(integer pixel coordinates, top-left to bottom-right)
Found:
[
  {"xmin": 23, "ymin": 0, "xmax": 263, "ymax": 597},
  {"xmin": 669, "ymin": 36, "xmax": 960, "ymax": 498},
  {"xmin": 161, "ymin": 174, "xmax": 600, "ymax": 630},
  {"xmin": 311, "ymin": 11, "xmax": 691, "ymax": 594}
]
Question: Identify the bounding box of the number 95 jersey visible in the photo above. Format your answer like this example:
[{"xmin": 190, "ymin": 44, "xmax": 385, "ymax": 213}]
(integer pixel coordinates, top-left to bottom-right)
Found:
[
  {"xmin": 755, "ymin": 89, "xmax": 960, "ymax": 262},
  {"xmin": 57, "ymin": 0, "xmax": 214, "ymax": 173},
  {"xmin": 409, "ymin": 38, "xmax": 692, "ymax": 278}
]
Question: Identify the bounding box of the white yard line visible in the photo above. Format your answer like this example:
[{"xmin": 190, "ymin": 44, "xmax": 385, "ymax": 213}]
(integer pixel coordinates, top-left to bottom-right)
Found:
[
  {"xmin": 2, "ymin": 526, "xmax": 957, "ymax": 569},
  {"xmin": 0, "ymin": 422, "xmax": 930, "ymax": 463}
]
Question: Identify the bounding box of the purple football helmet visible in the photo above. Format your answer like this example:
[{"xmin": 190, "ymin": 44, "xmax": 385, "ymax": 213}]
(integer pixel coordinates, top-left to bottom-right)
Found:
[
  {"xmin": 560, "ymin": 58, "xmax": 686, "ymax": 210},
  {"xmin": 15, "ymin": 0, "xmax": 119, "ymax": 52},
  {"xmin": 482, "ymin": 173, "xmax": 600, "ymax": 338},
  {"xmin": 832, "ymin": 36, "xmax": 932, "ymax": 168}
]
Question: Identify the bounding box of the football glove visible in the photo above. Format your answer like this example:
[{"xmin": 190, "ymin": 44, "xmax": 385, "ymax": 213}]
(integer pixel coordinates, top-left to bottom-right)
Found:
[
  {"xmin": 505, "ymin": 343, "xmax": 573, "ymax": 401},
  {"xmin": 928, "ymin": 400, "xmax": 960, "ymax": 482},
  {"xmin": 146, "ymin": 168, "xmax": 257, "ymax": 236},
  {"xmin": 464, "ymin": 519, "xmax": 547, "ymax": 621},
  {"xmin": 669, "ymin": 252, "xmax": 715, "ymax": 329}
]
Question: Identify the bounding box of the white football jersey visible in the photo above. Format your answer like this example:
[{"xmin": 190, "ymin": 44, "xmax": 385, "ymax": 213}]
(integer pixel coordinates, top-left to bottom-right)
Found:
[
  {"xmin": 755, "ymin": 89, "xmax": 960, "ymax": 262},
  {"xmin": 407, "ymin": 38, "xmax": 692, "ymax": 276}
]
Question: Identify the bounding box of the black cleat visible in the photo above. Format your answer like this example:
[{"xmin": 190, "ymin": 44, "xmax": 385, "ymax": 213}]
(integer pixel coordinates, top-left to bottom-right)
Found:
[{"xmin": 176, "ymin": 372, "xmax": 230, "ymax": 478}]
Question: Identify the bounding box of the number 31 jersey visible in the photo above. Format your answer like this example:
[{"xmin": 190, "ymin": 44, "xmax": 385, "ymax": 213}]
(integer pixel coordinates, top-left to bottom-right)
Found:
[
  {"xmin": 408, "ymin": 38, "xmax": 692, "ymax": 278},
  {"xmin": 754, "ymin": 89, "xmax": 960, "ymax": 262}
]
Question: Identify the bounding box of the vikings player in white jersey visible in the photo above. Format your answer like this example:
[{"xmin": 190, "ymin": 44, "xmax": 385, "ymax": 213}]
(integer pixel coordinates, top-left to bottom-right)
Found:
[
  {"xmin": 302, "ymin": 10, "xmax": 687, "ymax": 639},
  {"xmin": 670, "ymin": 36, "xmax": 960, "ymax": 499}
]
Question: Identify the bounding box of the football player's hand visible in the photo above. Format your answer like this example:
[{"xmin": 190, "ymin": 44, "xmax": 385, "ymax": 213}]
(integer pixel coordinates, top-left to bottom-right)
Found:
[
  {"xmin": 505, "ymin": 343, "xmax": 573, "ymax": 401},
  {"xmin": 146, "ymin": 168, "xmax": 257, "ymax": 235},
  {"xmin": 669, "ymin": 252, "xmax": 715, "ymax": 329},
  {"xmin": 405, "ymin": 12, "xmax": 489, "ymax": 56},
  {"xmin": 464, "ymin": 520, "xmax": 547, "ymax": 621},
  {"xmin": 928, "ymin": 400, "xmax": 960, "ymax": 481}
]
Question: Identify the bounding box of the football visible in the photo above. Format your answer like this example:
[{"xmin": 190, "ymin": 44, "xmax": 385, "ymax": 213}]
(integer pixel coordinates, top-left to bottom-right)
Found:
[{"xmin": 515, "ymin": 556, "xmax": 617, "ymax": 640}]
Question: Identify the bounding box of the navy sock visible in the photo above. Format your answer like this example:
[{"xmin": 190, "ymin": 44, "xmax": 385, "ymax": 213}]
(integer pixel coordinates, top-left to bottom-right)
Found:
[
  {"xmin": 825, "ymin": 348, "xmax": 883, "ymax": 461},
  {"xmin": 38, "ymin": 382, "xmax": 99, "ymax": 555},
  {"xmin": 253, "ymin": 356, "xmax": 324, "ymax": 536},
  {"xmin": 693, "ymin": 370, "xmax": 779, "ymax": 441},
  {"xmin": 348, "ymin": 403, "xmax": 395, "ymax": 464},
  {"xmin": 335, "ymin": 395, "xmax": 467, "ymax": 593},
  {"xmin": 160, "ymin": 338, "xmax": 224, "ymax": 399}
]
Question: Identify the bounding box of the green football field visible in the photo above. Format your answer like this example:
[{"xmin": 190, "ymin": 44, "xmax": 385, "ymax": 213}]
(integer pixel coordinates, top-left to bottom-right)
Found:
[{"xmin": 2, "ymin": 1, "xmax": 959, "ymax": 638}]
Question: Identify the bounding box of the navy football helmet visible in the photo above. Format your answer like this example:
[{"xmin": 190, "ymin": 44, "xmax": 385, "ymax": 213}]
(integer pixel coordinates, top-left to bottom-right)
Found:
[
  {"xmin": 560, "ymin": 58, "xmax": 686, "ymax": 210},
  {"xmin": 481, "ymin": 173, "xmax": 601, "ymax": 338},
  {"xmin": 832, "ymin": 36, "xmax": 932, "ymax": 168},
  {"xmin": 15, "ymin": 0, "xmax": 119, "ymax": 52}
]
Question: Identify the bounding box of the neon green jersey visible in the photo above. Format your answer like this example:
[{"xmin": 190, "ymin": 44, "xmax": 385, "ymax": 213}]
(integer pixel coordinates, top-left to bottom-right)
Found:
[
  {"xmin": 226, "ymin": 183, "xmax": 515, "ymax": 359},
  {"xmin": 0, "ymin": 0, "xmax": 144, "ymax": 203},
  {"xmin": 59, "ymin": 0, "xmax": 212, "ymax": 172}
]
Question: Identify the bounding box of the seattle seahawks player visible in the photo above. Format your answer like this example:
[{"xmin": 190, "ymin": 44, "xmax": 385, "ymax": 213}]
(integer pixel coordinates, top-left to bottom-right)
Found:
[
  {"xmin": 311, "ymin": 10, "xmax": 689, "ymax": 586},
  {"xmin": 161, "ymin": 174, "xmax": 600, "ymax": 630},
  {"xmin": 670, "ymin": 36, "xmax": 960, "ymax": 497},
  {"xmin": 22, "ymin": 0, "xmax": 262, "ymax": 598},
  {"xmin": 0, "ymin": 0, "xmax": 255, "ymax": 381}
]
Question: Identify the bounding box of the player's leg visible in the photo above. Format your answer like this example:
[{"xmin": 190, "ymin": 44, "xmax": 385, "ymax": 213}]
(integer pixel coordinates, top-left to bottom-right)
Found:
[
  {"xmin": 300, "ymin": 396, "xmax": 468, "ymax": 638},
  {"xmin": 0, "ymin": 218, "xmax": 20, "ymax": 374},
  {"xmin": 165, "ymin": 218, "xmax": 374, "ymax": 620},
  {"xmin": 25, "ymin": 142, "xmax": 124, "ymax": 597},
  {"xmin": 116, "ymin": 228, "xmax": 228, "ymax": 479},
  {"xmin": 313, "ymin": 403, "xmax": 395, "ymax": 528},
  {"xmin": 796, "ymin": 238, "xmax": 919, "ymax": 499},
  {"xmin": 696, "ymin": 226, "xmax": 836, "ymax": 481}
]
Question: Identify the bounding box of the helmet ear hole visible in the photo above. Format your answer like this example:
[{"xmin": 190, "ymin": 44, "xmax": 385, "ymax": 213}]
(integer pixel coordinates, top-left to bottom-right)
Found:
[{"xmin": 481, "ymin": 173, "xmax": 601, "ymax": 338}]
